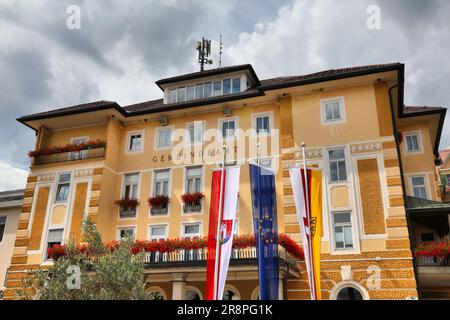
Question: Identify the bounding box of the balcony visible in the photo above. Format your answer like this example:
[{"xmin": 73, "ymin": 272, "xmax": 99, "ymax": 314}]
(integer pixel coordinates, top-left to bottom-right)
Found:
[
  {"xmin": 143, "ymin": 246, "xmax": 297, "ymax": 268},
  {"xmin": 416, "ymin": 255, "xmax": 450, "ymax": 267},
  {"xmin": 32, "ymin": 147, "xmax": 106, "ymax": 166},
  {"xmin": 150, "ymin": 205, "xmax": 168, "ymax": 216},
  {"xmin": 183, "ymin": 201, "xmax": 202, "ymax": 213},
  {"xmin": 119, "ymin": 207, "xmax": 137, "ymax": 218}
]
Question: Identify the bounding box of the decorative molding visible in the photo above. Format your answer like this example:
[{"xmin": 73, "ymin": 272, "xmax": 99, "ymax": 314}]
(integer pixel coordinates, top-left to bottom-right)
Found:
[
  {"xmin": 294, "ymin": 148, "xmax": 323, "ymax": 160},
  {"xmin": 350, "ymin": 142, "xmax": 382, "ymax": 154},
  {"xmin": 37, "ymin": 173, "xmax": 55, "ymax": 183},
  {"xmin": 74, "ymin": 169, "xmax": 94, "ymax": 178}
]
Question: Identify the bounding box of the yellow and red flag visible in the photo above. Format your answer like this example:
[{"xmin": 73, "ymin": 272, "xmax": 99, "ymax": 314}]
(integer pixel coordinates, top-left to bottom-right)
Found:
[{"xmin": 288, "ymin": 167, "xmax": 322, "ymax": 300}]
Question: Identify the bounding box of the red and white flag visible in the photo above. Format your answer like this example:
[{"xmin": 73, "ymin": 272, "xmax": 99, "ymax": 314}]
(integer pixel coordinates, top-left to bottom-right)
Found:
[{"xmin": 206, "ymin": 166, "xmax": 240, "ymax": 300}]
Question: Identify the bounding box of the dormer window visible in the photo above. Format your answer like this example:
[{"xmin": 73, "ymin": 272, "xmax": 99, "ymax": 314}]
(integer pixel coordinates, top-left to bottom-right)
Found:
[{"xmin": 166, "ymin": 77, "xmax": 242, "ymax": 104}]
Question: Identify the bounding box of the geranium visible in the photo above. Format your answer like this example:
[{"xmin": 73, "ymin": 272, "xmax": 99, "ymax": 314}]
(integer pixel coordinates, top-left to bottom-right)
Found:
[
  {"xmin": 181, "ymin": 192, "xmax": 204, "ymax": 205},
  {"xmin": 28, "ymin": 139, "xmax": 106, "ymax": 158},
  {"xmin": 148, "ymin": 195, "xmax": 170, "ymax": 208},
  {"xmin": 414, "ymin": 241, "xmax": 450, "ymax": 258},
  {"xmin": 114, "ymin": 198, "xmax": 139, "ymax": 209},
  {"xmin": 47, "ymin": 244, "xmax": 66, "ymax": 260}
]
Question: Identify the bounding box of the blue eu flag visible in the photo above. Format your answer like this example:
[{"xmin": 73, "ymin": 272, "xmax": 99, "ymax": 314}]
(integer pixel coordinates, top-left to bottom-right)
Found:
[{"xmin": 249, "ymin": 163, "xmax": 279, "ymax": 300}]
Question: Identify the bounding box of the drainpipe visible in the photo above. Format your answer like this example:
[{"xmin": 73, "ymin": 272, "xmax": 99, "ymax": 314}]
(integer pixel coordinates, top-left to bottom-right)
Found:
[{"xmin": 388, "ymin": 84, "xmax": 422, "ymax": 300}]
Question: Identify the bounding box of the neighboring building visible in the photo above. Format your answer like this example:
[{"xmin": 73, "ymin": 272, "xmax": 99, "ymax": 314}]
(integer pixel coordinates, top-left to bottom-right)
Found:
[
  {"xmin": 0, "ymin": 189, "xmax": 24, "ymax": 297},
  {"xmin": 437, "ymin": 148, "xmax": 450, "ymax": 202},
  {"xmin": 3, "ymin": 62, "xmax": 449, "ymax": 300}
]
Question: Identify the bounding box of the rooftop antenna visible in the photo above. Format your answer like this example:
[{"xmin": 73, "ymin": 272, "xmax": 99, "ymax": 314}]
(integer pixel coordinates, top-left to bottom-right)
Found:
[
  {"xmin": 219, "ymin": 34, "xmax": 223, "ymax": 68},
  {"xmin": 196, "ymin": 37, "xmax": 213, "ymax": 72}
]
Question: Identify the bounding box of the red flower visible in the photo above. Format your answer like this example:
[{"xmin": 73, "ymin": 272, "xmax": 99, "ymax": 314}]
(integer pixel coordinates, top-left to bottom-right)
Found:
[
  {"xmin": 181, "ymin": 192, "xmax": 204, "ymax": 205},
  {"xmin": 148, "ymin": 195, "xmax": 170, "ymax": 208},
  {"xmin": 114, "ymin": 198, "xmax": 139, "ymax": 209},
  {"xmin": 47, "ymin": 244, "xmax": 66, "ymax": 260},
  {"xmin": 414, "ymin": 241, "xmax": 449, "ymax": 258}
]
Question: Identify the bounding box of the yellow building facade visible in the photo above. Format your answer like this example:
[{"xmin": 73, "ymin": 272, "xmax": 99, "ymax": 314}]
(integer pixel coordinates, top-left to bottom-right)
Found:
[{"xmin": 3, "ymin": 63, "xmax": 448, "ymax": 300}]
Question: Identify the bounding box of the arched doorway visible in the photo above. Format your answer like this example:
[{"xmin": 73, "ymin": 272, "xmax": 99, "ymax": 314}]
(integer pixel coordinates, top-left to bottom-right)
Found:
[
  {"xmin": 223, "ymin": 284, "xmax": 241, "ymax": 300},
  {"xmin": 145, "ymin": 286, "xmax": 167, "ymax": 300},
  {"xmin": 185, "ymin": 286, "xmax": 203, "ymax": 300},
  {"xmin": 330, "ymin": 281, "xmax": 369, "ymax": 300}
]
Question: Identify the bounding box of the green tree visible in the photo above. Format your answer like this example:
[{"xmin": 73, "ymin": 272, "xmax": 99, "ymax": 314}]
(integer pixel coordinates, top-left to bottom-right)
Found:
[{"xmin": 18, "ymin": 219, "xmax": 150, "ymax": 300}]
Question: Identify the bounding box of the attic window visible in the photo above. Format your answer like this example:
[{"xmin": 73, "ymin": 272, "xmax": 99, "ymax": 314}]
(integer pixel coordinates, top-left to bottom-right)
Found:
[{"xmin": 167, "ymin": 77, "xmax": 241, "ymax": 104}]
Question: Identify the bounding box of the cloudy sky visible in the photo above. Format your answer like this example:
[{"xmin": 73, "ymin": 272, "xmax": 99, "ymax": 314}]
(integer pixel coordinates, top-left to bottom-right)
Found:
[{"xmin": 0, "ymin": 0, "xmax": 449, "ymax": 191}]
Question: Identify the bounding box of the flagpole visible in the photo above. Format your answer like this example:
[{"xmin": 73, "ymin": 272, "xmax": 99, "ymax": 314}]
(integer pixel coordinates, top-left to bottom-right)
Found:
[
  {"xmin": 302, "ymin": 142, "xmax": 316, "ymax": 300},
  {"xmin": 213, "ymin": 145, "xmax": 227, "ymax": 300}
]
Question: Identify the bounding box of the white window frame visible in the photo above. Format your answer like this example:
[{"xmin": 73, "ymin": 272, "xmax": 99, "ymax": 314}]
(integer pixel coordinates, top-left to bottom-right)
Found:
[
  {"xmin": 331, "ymin": 211, "xmax": 355, "ymax": 252},
  {"xmin": 148, "ymin": 224, "xmax": 168, "ymax": 241},
  {"xmin": 409, "ymin": 174, "xmax": 430, "ymax": 200},
  {"xmin": 181, "ymin": 222, "xmax": 202, "ymax": 238},
  {"xmin": 218, "ymin": 116, "xmax": 239, "ymax": 140},
  {"xmin": 403, "ymin": 131, "xmax": 423, "ymax": 154},
  {"xmin": 186, "ymin": 121, "xmax": 204, "ymax": 145},
  {"xmin": 154, "ymin": 126, "xmax": 174, "ymax": 150},
  {"xmin": 320, "ymin": 97, "xmax": 346, "ymax": 125},
  {"xmin": 125, "ymin": 130, "xmax": 144, "ymax": 154},
  {"xmin": 0, "ymin": 215, "xmax": 7, "ymax": 243},
  {"xmin": 252, "ymin": 111, "xmax": 273, "ymax": 136},
  {"xmin": 184, "ymin": 166, "xmax": 203, "ymax": 194},
  {"xmin": 327, "ymin": 147, "xmax": 348, "ymax": 184},
  {"xmin": 119, "ymin": 172, "xmax": 141, "ymax": 220},
  {"xmin": 116, "ymin": 226, "xmax": 136, "ymax": 241},
  {"xmin": 44, "ymin": 228, "xmax": 65, "ymax": 260},
  {"xmin": 54, "ymin": 172, "xmax": 72, "ymax": 204}
]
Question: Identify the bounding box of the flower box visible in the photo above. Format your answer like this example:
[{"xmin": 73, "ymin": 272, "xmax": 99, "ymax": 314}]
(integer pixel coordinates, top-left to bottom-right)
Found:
[
  {"xmin": 181, "ymin": 192, "xmax": 204, "ymax": 205},
  {"xmin": 28, "ymin": 139, "xmax": 106, "ymax": 158},
  {"xmin": 47, "ymin": 244, "xmax": 66, "ymax": 260},
  {"xmin": 148, "ymin": 195, "xmax": 170, "ymax": 208},
  {"xmin": 114, "ymin": 198, "xmax": 139, "ymax": 209}
]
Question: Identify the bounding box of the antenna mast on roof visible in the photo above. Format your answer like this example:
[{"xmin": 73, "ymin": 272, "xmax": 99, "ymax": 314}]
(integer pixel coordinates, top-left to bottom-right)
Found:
[
  {"xmin": 196, "ymin": 37, "xmax": 213, "ymax": 72},
  {"xmin": 219, "ymin": 34, "xmax": 223, "ymax": 68}
]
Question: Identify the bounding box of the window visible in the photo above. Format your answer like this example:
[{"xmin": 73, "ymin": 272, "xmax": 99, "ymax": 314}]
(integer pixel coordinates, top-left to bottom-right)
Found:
[
  {"xmin": 156, "ymin": 127, "xmax": 173, "ymax": 148},
  {"xmin": 69, "ymin": 137, "xmax": 88, "ymax": 160},
  {"xmin": 223, "ymin": 79, "xmax": 231, "ymax": 95},
  {"xmin": 328, "ymin": 149, "xmax": 347, "ymax": 182},
  {"xmin": 186, "ymin": 167, "xmax": 202, "ymax": 193},
  {"xmin": 46, "ymin": 229, "xmax": 63, "ymax": 259},
  {"xmin": 255, "ymin": 114, "xmax": 271, "ymax": 135},
  {"xmin": 332, "ymin": 212, "xmax": 353, "ymax": 250},
  {"xmin": 118, "ymin": 227, "xmax": 135, "ymax": 240},
  {"xmin": 420, "ymin": 232, "xmax": 434, "ymax": 242},
  {"xmin": 169, "ymin": 89, "xmax": 177, "ymax": 103},
  {"xmin": 204, "ymin": 82, "xmax": 212, "ymax": 98},
  {"xmin": 153, "ymin": 170, "xmax": 170, "ymax": 197},
  {"xmin": 220, "ymin": 119, "xmax": 236, "ymax": 138},
  {"xmin": 405, "ymin": 133, "xmax": 421, "ymax": 152},
  {"xmin": 128, "ymin": 132, "xmax": 143, "ymax": 152},
  {"xmin": 124, "ymin": 173, "xmax": 139, "ymax": 199},
  {"xmin": 187, "ymin": 122, "xmax": 203, "ymax": 144},
  {"xmin": 322, "ymin": 99, "xmax": 344, "ymax": 122},
  {"xmin": 195, "ymin": 84, "xmax": 204, "ymax": 99},
  {"xmin": 177, "ymin": 87, "xmax": 186, "ymax": 102},
  {"xmin": 336, "ymin": 287, "xmax": 363, "ymax": 300},
  {"xmin": 55, "ymin": 173, "xmax": 71, "ymax": 203},
  {"xmin": 182, "ymin": 223, "xmax": 201, "ymax": 238},
  {"xmin": 0, "ymin": 216, "xmax": 6, "ymax": 242},
  {"xmin": 213, "ymin": 81, "xmax": 222, "ymax": 96},
  {"xmin": 232, "ymin": 78, "xmax": 241, "ymax": 93},
  {"xmin": 149, "ymin": 225, "xmax": 167, "ymax": 241},
  {"xmin": 411, "ymin": 176, "xmax": 428, "ymax": 199},
  {"xmin": 233, "ymin": 219, "xmax": 239, "ymax": 235},
  {"xmin": 186, "ymin": 86, "xmax": 195, "ymax": 101}
]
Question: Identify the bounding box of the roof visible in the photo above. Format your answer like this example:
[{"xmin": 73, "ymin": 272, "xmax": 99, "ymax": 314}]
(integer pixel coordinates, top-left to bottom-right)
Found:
[
  {"xmin": 405, "ymin": 195, "xmax": 450, "ymax": 212},
  {"xmin": 17, "ymin": 100, "xmax": 122, "ymax": 122},
  {"xmin": 155, "ymin": 64, "xmax": 260, "ymax": 89},
  {"xmin": 403, "ymin": 106, "xmax": 445, "ymax": 115},
  {"xmin": 0, "ymin": 189, "xmax": 24, "ymax": 208},
  {"xmin": 18, "ymin": 62, "xmax": 405, "ymax": 124}
]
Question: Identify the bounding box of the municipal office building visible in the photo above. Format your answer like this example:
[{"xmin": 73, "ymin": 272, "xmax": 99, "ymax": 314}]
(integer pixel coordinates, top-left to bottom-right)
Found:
[{"xmin": 3, "ymin": 63, "xmax": 449, "ymax": 300}]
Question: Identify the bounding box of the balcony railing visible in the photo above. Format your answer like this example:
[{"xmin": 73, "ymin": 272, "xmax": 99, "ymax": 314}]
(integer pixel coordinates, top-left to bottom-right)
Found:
[
  {"xmin": 416, "ymin": 255, "xmax": 450, "ymax": 266},
  {"xmin": 119, "ymin": 207, "xmax": 137, "ymax": 218},
  {"xmin": 150, "ymin": 205, "xmax": 168, "ymax": 216},
  {"xmin": 143, "ymin": 247, "xmax": 294, "ymax": 265},
  {"xmin": 183, "ymin": 201, "xmax": 202, "ymax": 213},
  {"xmin": 33, "ymin": 147, "xmax": 106, "ymax": 165}
]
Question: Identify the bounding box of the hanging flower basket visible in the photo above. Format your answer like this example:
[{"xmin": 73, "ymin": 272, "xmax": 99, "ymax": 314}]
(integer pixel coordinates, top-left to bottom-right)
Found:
[
  {"xmin": 28, "ymin": 139, "xmax": 107, "ymax": 158},
  {"xmin": 148, "ymin": 195, "xmax": 170, "ymax": 208},
  {"xmin": 114, "ymin": 198, "xmax": 139, "ymax": 209},
  {"xmin": 181, "ymin": 192, "xmax": 204, "ymax": 205}
]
